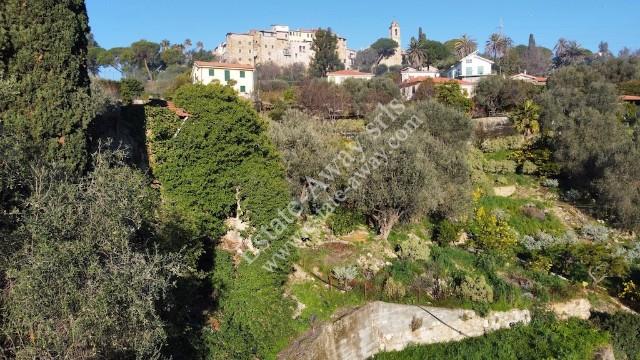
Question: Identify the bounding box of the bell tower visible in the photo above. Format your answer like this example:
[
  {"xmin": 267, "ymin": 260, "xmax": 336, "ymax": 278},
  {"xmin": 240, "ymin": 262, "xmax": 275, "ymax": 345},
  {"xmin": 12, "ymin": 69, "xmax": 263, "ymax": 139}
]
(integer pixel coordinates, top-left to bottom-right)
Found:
[
  {"xmin": 389, "ymin": 21, "xmax": 401, "ymax": 50},
  {"xmin": 381, "ymin": 21, "xmax": 402, "ymax": 67}
]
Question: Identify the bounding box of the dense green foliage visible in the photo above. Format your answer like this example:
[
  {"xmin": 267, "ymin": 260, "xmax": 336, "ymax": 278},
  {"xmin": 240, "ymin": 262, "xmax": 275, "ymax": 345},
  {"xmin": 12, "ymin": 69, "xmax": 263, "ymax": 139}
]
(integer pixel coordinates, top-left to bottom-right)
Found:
[
  {"xmin": 268, "ymin": 109, "xmax": 338, "ymax": 207},
  {"xmin": 591, "ymin": 311, "xmax": 640, "ymax": 359},
  {"xmin": 1, "ymin": 151, "xmax": 180, "ymax": 358},
  {"xmin": 146, "ymin": 84, "xmax": 298, "ymax": 359},
  {"xmin": 435, "ymin": 82, "xmax": 473, "ymax": 114},
  {"xmin": 373, "ymin": 314, "xmax": 609, "ymax": 360},
  {"xmin": 474, "ymin": 76, "xmax": 540, "ymax": 115},
  {"xmin": 119, "ymin": 78, "xmax": 144, "ymax": 104},
  {"xmin": 328, "ymin": 207, "xmax": 366, "ymax": 236},
  {"xmin": 1, "ymin": 0, "xmax": 93, "ymax": 176},
  {"xmin": 355, "ymin": 100, "xmax": 472, "ymax": 238},
  {"xmin": 309, "ymin": 29, "xmax": 344, "ymax": 78},
  {"xmin": 540, "ymin": 65, "xmax": 640, "ymax": 231}
]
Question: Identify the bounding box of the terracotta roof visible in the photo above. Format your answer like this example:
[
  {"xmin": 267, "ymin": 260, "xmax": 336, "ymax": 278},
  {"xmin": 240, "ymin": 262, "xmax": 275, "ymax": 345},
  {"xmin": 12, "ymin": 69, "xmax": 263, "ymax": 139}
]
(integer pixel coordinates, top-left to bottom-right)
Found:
[
  {"xmin": 327, "ymin": 70, "xmax": 373, "ymax": 76},
  {"xmin": 511, "ymin": 73, "xmax": 547, "ymax": 83},
  {"xmin": 193, "ymin": 61, "xmax": 254, "ymax": 70},
  {"xmin": 400, "ymin": 76, "xmax": 472, "ymax": 88},
  {"xmin": 166, "ymin": 101, "xmax": 191, "ymax": 118},
  {"xmin": 621, "ymin": 95, "xmax": 640, "ymax": 101}
]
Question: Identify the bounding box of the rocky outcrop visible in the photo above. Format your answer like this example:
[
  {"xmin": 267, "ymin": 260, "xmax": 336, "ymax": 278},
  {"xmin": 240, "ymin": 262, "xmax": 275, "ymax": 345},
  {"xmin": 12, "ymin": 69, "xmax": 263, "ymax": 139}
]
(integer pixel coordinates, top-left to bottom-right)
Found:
[
  {"xmin": 550, "ymin": 298, "xmax": 591, "ymax": 320},
  {"xmin": 279, "ymin": 299, "xmax": 591, "ymax": 360},
  {"xmin": 494, "ymin": 185, "xmax": 517, "ymax": 197}
]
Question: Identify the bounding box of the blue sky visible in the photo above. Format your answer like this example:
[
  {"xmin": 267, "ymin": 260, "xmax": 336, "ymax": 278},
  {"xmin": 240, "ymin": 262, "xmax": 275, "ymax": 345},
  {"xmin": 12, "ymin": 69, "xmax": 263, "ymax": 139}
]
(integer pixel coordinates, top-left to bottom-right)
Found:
[{"xmin": 87, "ymin": 0, "xmax": 639, "ymax": 56}]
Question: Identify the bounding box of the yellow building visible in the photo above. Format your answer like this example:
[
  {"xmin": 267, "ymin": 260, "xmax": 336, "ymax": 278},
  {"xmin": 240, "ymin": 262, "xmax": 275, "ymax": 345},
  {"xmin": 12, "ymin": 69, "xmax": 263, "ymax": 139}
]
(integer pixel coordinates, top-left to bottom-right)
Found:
[{"xmin": 191, "ymin": 61, "xmax": 255, "ymax": 98}]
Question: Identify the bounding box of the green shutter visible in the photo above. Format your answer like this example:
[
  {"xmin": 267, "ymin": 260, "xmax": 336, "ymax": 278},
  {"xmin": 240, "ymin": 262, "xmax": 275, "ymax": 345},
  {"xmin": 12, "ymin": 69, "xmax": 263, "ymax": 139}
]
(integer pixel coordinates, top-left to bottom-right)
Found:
[
  {"xmin": 208, "ymin": 68, "xmax": 214, "ymax": 76},
  {"xmin": 240, "ymin": 70, "xmax": 245, "ymax": 78},
  {"xmin": 240, "ymin": 85, "xmax": 246, "ymax": 93},
  {"xmin": 224, "ymin": 70, "xmax": 230, "ymax": 81}
]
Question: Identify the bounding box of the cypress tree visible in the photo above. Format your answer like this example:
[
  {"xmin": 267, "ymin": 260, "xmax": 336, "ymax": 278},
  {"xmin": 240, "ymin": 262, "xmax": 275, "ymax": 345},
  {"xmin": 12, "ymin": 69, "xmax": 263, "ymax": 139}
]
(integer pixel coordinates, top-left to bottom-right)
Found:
[
  {"xmin": 527, "ymin": 33, "xmax": 536, "ymax": 52},
  {"xmin": 309, "ymin": 28, "xmax": 344, "ymax": 78},
  {"xmin": 1, "ymin": 0, "xmax": 93, "ymax": 176}
]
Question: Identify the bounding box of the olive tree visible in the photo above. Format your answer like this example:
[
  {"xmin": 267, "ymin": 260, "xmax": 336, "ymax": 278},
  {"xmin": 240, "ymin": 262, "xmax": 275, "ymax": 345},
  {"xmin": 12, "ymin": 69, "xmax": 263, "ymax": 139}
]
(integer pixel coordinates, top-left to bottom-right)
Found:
[
  {"xmin": 268, "ymin": 109, "xmax": 339, "ymax": 205},
  {"xmin": 354, "ymin": 100, "xmax": 472, "ymax": 239},
  {"xmin": 1, "ymin": 150, "xmax": 181, "ymax": 358}
]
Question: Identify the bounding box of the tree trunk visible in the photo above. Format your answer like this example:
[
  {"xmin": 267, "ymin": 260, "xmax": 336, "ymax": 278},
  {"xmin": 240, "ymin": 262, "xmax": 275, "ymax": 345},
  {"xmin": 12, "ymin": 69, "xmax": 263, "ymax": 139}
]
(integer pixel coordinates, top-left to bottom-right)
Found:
[
  {"xmin": 143, "ymin": 58, "xmax": 153, "ymax": 81},
  {"xmin": 377, "ymin": 210, "xmax": 401, "ymax": 240}
]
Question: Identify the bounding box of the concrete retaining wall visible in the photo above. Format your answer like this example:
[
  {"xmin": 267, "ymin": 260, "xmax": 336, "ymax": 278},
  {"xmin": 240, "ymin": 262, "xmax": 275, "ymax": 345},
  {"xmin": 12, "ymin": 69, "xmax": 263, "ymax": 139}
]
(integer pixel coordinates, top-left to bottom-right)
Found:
[{"xmin": 279, "ymin": 299, "xmax": 590, "ymax": 360}]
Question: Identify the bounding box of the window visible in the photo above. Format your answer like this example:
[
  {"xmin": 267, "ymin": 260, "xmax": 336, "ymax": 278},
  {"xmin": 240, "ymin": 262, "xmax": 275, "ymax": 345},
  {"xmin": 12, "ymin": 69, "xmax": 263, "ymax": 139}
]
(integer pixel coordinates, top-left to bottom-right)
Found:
[
  {"xmin": 224, "ymin": 70, "xmax": 230, "ymax": 81},
  {"xmin": 240, "ymin": 85, "xmax": 246, "ymax": 93},
  {"xmin": 466, "ymin": 67, "xmax": 473, "ymax": 76},
  {"xmin": 466, "ymin": 59, "xmax": 472, "ymax": 64},
  {"xmin": 478, "ymin": 66, "xmax": 484, "ymax": 75},
  {"xmin": 240, "ymin": 70, "xmax": 245, "ymax": 78},
  {"xmin": 208, "ymin": 69, "xmax": 214, "ymax": 76}
]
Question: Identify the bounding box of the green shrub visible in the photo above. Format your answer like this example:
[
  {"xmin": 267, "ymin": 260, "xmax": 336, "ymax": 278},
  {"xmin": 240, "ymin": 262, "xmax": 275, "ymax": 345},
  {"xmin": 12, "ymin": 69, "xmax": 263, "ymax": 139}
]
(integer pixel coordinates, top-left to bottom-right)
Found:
[
  {"xmin": 434, "ymin": 219, "xmax": 460, "ymax": 246},
  {"xmin": 120, "ymin": 78, "xmax": 145, "ymax": 104},
  {"xmin": 398, "ymin": 235, "xmax": 431, "ymax": 262},
  {"xmin": 541, "ymin": 178, "xmax": 559, "ymax": 188},
  {"xmin": 520, "ymin": 160, "xmax": 538, "ymax": 175},
  {"xmin": 384, "ymin": 277, "xmax": 407, "ymax": 300},
  {"xmin": 149, "ymin": 83, "xmax": 297, "ymax": 359},
  {"xmin": 332, "ymin": 265, "xmax": 359, "ymax": 289},
  {"xmin": 480, "ymin": 136, "xmax": 525, "ymax": 152},
  {"xmin": 455, "ymin": 273, "xmax": 494, "ymax": 303},
  {"xmin": 470, "ymin": 207, "xmax": 518, "ymax": 257},
  {"xmin": 328, "ymin": 207, "xmax": 365, "ymax": 236},
  {"xmin": 580, "ymin": 224, "xmax": 611, "ymax": 243},
  {"xmin": 591, "ymin": 311, "xmax": 640, "ymax": 360},
  {"xmin": 484, "ymin": 159, "xmax": 517, "ymax": 174}
]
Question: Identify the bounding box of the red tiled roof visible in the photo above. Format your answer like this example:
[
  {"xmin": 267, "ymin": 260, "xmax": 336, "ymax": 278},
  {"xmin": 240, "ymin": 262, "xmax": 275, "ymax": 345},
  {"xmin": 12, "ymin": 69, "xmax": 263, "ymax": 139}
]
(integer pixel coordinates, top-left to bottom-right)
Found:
[
  {"xmin": 511, "ymin": 73, "xmax": 547, "ymax": 83},
  {"xmin": 166, "ymin": 101, "xmax": 191, "ymax": 118},
  {"xmin": 327, "ymin": 70, "xmax": 373, "ymax": 76},
  {"xmin": 400, "ymin": 76, "xmax": 472, "ymax": 88},
  {"xmin": 193, "ymin": 61, "xmax": 254, "ymax": 70},
  {"xmin": 621, "ymin": 95, "xmax": 640, "ymax": 101}
]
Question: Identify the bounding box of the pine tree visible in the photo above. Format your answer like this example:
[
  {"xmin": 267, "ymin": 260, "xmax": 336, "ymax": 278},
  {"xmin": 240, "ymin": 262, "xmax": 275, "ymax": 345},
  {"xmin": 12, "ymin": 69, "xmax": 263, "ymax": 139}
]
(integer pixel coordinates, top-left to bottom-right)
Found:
[
  {"xmin": 1, "ymin": 0, "xmax": 93, "ymax": 176},
  {"xmin": 309, "ymin": 28, "xmax": 344, "ymax": 78}
]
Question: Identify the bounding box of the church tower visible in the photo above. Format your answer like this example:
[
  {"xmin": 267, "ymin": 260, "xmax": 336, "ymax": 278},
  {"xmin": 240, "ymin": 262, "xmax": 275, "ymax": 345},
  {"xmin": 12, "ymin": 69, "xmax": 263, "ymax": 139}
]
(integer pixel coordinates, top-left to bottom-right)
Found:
[
  {"xmin": 390, "ymin": 21, "xmax": 401, "ymax": 50},
  {"xmin": 381, "ymin": 21, "xmax": 403, "ymax": 67}
]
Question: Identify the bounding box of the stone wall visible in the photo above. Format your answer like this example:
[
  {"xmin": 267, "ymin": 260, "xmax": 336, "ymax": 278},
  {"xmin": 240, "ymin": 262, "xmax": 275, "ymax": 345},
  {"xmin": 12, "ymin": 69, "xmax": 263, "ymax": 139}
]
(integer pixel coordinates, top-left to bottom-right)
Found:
[{"xmin": 279, "ymin": 299, "xmax": 591, "ymax": 360}]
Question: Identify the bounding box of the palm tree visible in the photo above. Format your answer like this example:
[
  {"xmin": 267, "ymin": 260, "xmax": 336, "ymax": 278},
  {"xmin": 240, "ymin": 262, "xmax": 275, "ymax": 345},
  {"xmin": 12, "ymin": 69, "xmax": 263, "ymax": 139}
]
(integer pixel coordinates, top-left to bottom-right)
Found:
[
  {"xmin": 485, "ymin": 33, "xmax": 513, "ymax": 61},
  {"xmin": 406, "ymin": 38, "xmax": 427, "ymax": 68},
  {"xmin": 454, "ymin": 34, "xmax": 477, "ymax": 58},
  {"xmin": 553, "ymin": 38, "xmax": 586, "ymax": 67},
  {"xmin": 160, "ymin": 39, "xmax": 170, "ymax": 51},
  {"xmin": 183, "ymin": 38, "xmax": 192, "ymax": 51},
  {"xmin": 512, "ymin": 99, "xmax": 541, "ymax": 138}
]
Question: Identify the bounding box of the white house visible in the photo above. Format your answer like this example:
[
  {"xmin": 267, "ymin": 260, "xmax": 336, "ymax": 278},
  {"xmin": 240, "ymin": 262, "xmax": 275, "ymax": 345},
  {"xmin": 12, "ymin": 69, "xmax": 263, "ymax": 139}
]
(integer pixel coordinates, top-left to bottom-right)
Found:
[
  {"xmin": 400, "ymin": 76, "xmax": 475, "ymax": 101},
  {"xmin": 400, "ymin": 66, "xmax": 440, "ymax": 82},
  {"xmin": 326, "ymin": 70, "xmax": 374, "ymax": 85},
  {"xmin": 446, "ymin": 51, "xmax": 494, "ymax": 82},
  {"xmin": 191, "ymin": 61, "xmax": 255, "ymax": 98}
]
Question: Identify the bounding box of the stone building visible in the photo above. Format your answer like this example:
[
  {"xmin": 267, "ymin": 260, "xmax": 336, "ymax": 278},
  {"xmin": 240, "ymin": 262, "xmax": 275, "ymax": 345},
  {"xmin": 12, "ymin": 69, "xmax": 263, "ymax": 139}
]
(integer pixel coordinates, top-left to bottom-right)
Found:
[
  {"xmin": 380, "ymin": 21, "xmax": 403, "ymax": 67},
  {"xmin": 214, "ymin": 25, "xmax": 355, "ymax": 69}
]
